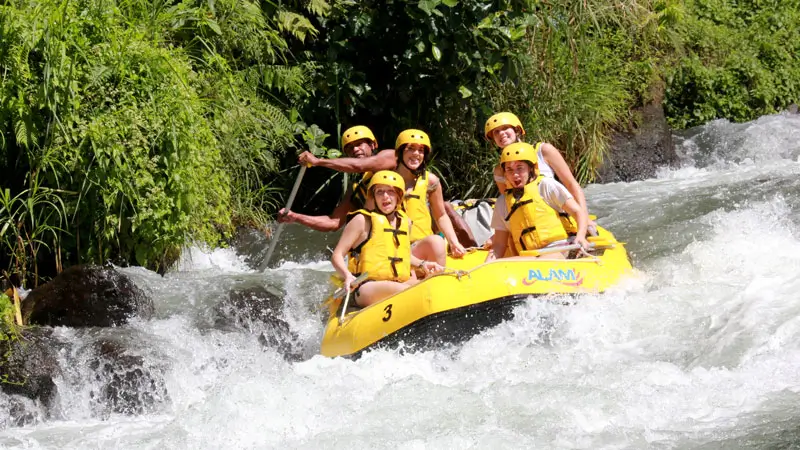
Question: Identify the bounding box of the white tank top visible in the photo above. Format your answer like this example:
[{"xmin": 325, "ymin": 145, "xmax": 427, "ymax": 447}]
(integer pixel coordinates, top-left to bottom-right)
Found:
[{"xmin": 494, "ymin": 146, "xmax": 555, "ymax": 183}]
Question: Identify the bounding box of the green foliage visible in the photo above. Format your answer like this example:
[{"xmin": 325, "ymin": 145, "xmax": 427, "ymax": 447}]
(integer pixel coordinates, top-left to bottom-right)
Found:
[
  {"xmin": 301, "ymin": 0, "xmax": 533, "ymax": 139},
  {"xmin": 0, "ymin": 291, "xmax": 20, "ymax": 385},
  {"xmin": 0, "ymin": 292, "xmax": 18, "ymax": 334},
  {"xmin": 484, "ymin": 1, "xmax": 659, "ymax": 183},
  {"xmin": 664, "ymin": 0, "xmax": 800, "ymax": 128},
  {"xmin": 0, "ymin": 0, "xmax": 321, "ymax": 280}
]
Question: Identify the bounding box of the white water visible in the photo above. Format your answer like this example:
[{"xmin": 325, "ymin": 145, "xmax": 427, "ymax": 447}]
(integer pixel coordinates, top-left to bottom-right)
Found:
[{"xmin": 3, "ymin": 113, "xmax": 800, "ymax": 449}]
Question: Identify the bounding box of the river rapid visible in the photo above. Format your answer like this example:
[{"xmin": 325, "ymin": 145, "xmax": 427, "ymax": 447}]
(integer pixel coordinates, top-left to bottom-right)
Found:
[{"xmin": 2, "ymin": 113, "xmax": 800, "ymax": 449}]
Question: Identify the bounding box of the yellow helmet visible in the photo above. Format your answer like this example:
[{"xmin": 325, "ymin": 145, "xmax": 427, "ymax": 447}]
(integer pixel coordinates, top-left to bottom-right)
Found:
[
  {"xmin": 395, "ymin": 129, "xmax": 431, "ymax": 151},
  {"xmin": 341, "ymin": 125, "xmax": 377, "ymax": 148},
  {"xmin": 500, "ymin": 142, "xmax": 538, "ymax": 166},
  {"xmin": 484, "ymin": 112, "xmax": 525, "ymax": 141},
  {"xmin": 367, "ymin": 170, "xmax": 406, "ymax": 198}
]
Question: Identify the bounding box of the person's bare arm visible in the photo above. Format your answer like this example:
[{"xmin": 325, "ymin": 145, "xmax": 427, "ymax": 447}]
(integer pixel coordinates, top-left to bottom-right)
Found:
[
  {"xmin": 427, "ymin": 174, "xmax": 466, "ymax": 257},
  {"xmin": 486, "ymin": 230, "xmax": 509, "ymax": 262},
  {"xmin": 561, "ymin": 198, "xmax": 589, "ymax": 249},
  {"xmin": 444, "ymin": 203, "xmax": 477, "ymax": 248},
  {"xmin": 541, "ymin": 143, "xmax": 588, "ymax": 215},
  {"xmin": 300, "ymin": 149, "xmax": 396, "ymax": 173},
  {"xmin": 331, "ymin": 215, "xmax": 367, "ymax": 289},
  {"xmin": 278, "ymin": 187, "xmax": 355, "ymax": 232}
]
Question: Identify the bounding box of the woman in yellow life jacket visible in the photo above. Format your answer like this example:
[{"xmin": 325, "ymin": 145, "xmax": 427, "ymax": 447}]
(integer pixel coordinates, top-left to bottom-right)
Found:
[
  {"xmin": 484, "ymin": 112, "xmax": 595, "ymax": 236},
  {"xmin": 486, "ymin": 143, "xmax": 590, "ymax": 261},
  {"xmin": 331, "ymin": 170, "xmax": 444, "ymax": 307},
  {"xmin": 393, "ymin": 129, "xmax": 468, "ymax": 266}
]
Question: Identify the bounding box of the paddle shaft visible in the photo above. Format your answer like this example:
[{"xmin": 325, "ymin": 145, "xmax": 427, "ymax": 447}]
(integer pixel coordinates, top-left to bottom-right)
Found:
[
  {"xmin": 528, "ymin": 242, "xmax": 612, "ymax": 256},
  {"xmin": 263, "ymin": 165, "xmax": 307, "ymax": 268}
]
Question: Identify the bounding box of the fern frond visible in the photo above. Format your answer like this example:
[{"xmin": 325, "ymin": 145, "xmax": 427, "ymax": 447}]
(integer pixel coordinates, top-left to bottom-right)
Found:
[
  {"xmin": 14, "ymin": 119, "xmax": 29, "ymax": 149},
  {"xmin": 276, "ymin": 10, "xmax": 318, "ymax": 42},
  {"xmin": 305, "ymin": 0, "xmax": 331, "ymax": 18},
  {"xmin": 261, "ymin": 64, "xmax": 310, "ymax": 96}
]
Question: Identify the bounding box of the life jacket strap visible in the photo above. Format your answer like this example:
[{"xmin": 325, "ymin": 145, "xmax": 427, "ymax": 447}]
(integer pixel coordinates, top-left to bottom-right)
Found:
[
  {"xmin": 518, "ymin": 226, "xmax": 537, "ymax": 250},
  {"xmin": 388, "ymin": 257, "xmax": 404, "ymax": 278},
  {"xmin": 506, "ymin": 199, "xmax": 533, "ymax": 221}
]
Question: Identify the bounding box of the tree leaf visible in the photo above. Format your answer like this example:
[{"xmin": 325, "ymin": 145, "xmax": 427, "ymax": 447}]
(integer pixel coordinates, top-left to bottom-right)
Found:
[
  {"xmin": 432, "ymin": 44, "xmax": 442, "ymax": 61},
  {"xmin": 205, "ymin": 18, "xmax": 222, "ymax": 35},
  {"xmin": 417, "ymin": 0, "xmax": 440, "ymax": 16},
  {"xmin": 458, "ymin": 85, "xmax": 473, "ymax": 98}
]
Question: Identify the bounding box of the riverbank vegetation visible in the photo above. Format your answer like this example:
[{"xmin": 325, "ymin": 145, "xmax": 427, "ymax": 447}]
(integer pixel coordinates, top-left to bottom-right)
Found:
[{"xmin": 1, "ymin": 0, "xmax": 798, "ymax": 285}]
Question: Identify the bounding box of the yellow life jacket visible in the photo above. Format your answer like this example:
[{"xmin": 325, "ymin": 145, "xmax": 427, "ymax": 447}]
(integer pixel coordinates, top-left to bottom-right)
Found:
[
  {"xmin": 347, "ymin": 209, "xmax": 411, "ymax": 282},
  {"xmin": 558, "ymin": 212, "xmax": 578, "ymax": 235},
  {"xmin": 350, "ymin": 172, "xmax": 373, "ymax": 210},
  {"xmin": 505, "ymin": 176, "xmax": 568, "ymax": 251},
  {"xmin": 402, "ymin": 171, "xmax": 433, "ymax": 242}
]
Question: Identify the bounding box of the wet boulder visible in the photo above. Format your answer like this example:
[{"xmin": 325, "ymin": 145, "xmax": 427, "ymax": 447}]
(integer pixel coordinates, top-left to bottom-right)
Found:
[
  {"xmin": 87, "ymin": 339, "xmax": 168, "ymax": 417},
  {"xmin": 216, "ymin": 285, "xmax": 303, "ymax": 361},
  {"xmin": 596, "ymin": 95, "xmax": 679, "ymax": 183},
  {"xmin": 215, "ymin": 284, "xmax": 285, "ymax": 331},
  {"xmin": 22, "ymin": 265, "xmax": 154, "ymax": 327},
  {"xmin": 0, "ymin": 327, "xmax": 65, "ymax": 423}
]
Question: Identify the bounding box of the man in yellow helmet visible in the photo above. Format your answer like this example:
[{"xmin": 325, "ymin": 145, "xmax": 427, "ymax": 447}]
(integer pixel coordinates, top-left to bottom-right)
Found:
[
  {"xmin": 331, "ymin": 170, "xmax": 443, "ymax": 307},
  {"xmin": 278, "ymin": 125, "xmax": 391, "ymax": 231},
  {"xmin": 486, "ymin": 142, "xmax": 590, "ymax": 261}
]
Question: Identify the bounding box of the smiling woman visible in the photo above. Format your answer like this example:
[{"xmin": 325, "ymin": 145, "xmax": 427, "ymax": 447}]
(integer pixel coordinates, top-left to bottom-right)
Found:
[
  {"xmin": 393, "ymin": 130, "xmax": 468, "ymax": 268},
  {"xmin": 330, "ymin": 170, "xmax": 442, "ymax": 307}
]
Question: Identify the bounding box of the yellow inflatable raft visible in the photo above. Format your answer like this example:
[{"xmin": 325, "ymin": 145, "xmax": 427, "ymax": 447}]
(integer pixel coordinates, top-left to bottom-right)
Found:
[{"xmin": 320, "ymin": 228, "xmax": 633, "ymax": 358}]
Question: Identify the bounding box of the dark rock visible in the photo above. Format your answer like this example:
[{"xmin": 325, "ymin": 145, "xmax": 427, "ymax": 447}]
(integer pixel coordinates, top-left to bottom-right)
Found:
[
  {"xmin": 596, "ymin": 97, "xmax": 679, "ymax": 183},
  {"xmin": 22, "ymin": 265, "xmax": 154, "ymax": 327},
  {"xmin": 215, "ymin": 285, "xmax": 286, "ymax": 331},
  {"xmin": 87, "ymin": 339, "xmax": 168, "ymax": 416},
  {"xmin": 216, "ymin": 285, "xmax": 303, "ymax": 361},
  {"xmin": 0, "ymin": 328, "xmax": 65, "ymax": 421}
]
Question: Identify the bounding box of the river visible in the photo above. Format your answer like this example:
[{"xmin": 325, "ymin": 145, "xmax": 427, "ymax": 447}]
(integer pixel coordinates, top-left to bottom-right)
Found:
[{"xmin": 2, "ymin": 112, "xmax": 800, "ymax": 449}]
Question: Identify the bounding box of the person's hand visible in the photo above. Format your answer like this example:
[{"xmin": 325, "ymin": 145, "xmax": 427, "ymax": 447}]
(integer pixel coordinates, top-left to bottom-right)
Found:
[
  {"xmin": 588, "ymin": 219, "xmax": 599, "ymax": 236},
  {"xmin": 449, "ymin": 241, "xmax": 466, "ymax": 258},
  {"xmin": 344, "ymin": 272, "xmax": 357, "ymax": 293},
  {"xmin": 484, "ymin": 251, "xmax": 496, "ymax": 263},
  {"xmin": 277, "ymin": 208, "xmax": 296, "ymax": 223},
  {"xmin": 482, "ymin": 237, "xmax": 493, "ymax": 250},
  {"xmin": 421, "ymin": 261, "xmax": 444, "ymax": 275},
  {"xmin": 298, "ymin": 151, "xmax": 320, "ymax": 167},
  {"xmin": 574, "ymin": 233, "xmax": 591, "ymax": 251}
]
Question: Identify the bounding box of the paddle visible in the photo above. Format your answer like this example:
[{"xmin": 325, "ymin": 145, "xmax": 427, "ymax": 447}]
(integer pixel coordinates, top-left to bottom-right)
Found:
[
  {"xmin": 262, "ymin": 165, "xmax": 307, "ymax": 269},
  {"xmin": 521, "ymin": 241, "xmax": 615, "ymax": 257},
  {"xmin": 325, "ymin": 272, "xmax": 369, "ymax": 324}
]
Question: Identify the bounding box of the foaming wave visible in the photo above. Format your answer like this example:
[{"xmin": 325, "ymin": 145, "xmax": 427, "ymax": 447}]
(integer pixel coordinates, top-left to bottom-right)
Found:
[
  {"xmin": 172, "ymin": 246, "xmax": 252, "ymax": 273},
  {"xmin": 675, "ymin": 112, "xmax": 800, "ymax": 170},
  {"xmin": 272, "ymin": 259, "xmax": 332, "ymax": 272}
]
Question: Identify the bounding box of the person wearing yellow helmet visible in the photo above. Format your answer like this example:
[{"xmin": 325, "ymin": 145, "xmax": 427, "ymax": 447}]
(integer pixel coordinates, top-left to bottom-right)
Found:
[
  {"xmin": 279, "ymin": 125, "xmax": 391, "ymax": 231},
  {"xmin": 486, "ymin": 143, "xmax": 590, "ymax": 261},
  {"xmin": 393, "ymin": 129, "xmax": 468, "ymax": 266},
  {"xmin": 331, "ymin": 170, "xmax": 443, "ymax": 307},
  {"xmin": 287, "ymin": 124, "xmax": 477, "ymax": 248},
  {"xmin": 484, "ymin": 112, "xmax": 595, "ymax": 236}
]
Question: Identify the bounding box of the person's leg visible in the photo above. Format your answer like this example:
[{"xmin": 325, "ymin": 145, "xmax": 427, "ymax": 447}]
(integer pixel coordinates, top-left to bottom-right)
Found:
[
  {"xmin": 355, "ymin": 281, "xmax": 408, "ymax": 307},
  {"xmin": 411, "ymin": 234, "xmax": 447, "ymax": 266}
]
